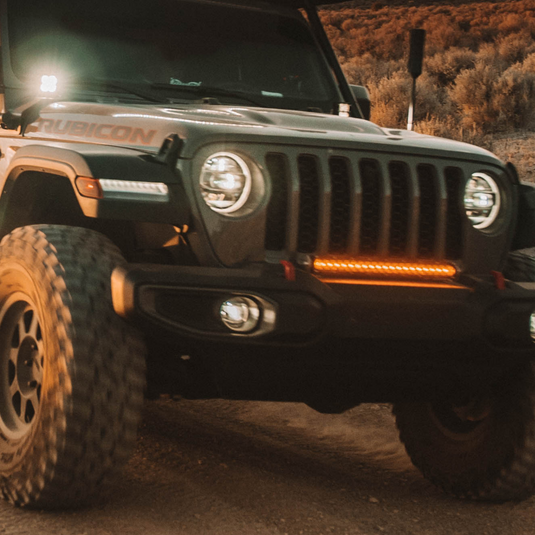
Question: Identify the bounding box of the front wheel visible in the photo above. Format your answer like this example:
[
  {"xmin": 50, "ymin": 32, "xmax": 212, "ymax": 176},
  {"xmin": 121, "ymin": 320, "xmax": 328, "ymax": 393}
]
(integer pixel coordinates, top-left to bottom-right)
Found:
[
  {"xmin": 394, "ymin": 363, "xmax": 535, "ymax": 501},
  {"xmin": 0, "ymin": 225, "xmax": 145, "ymax": 508}
]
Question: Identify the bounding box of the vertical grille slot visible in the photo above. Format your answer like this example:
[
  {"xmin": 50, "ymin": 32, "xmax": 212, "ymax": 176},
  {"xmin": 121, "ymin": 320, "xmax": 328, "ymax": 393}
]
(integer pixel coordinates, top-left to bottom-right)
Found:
[
  {"xmin": 329, "ymin": 157, "xmax": 351, "ymax": 254},
  {"xmin": 445, "ymin": 167, "xmax": 464, "ymax": 260},
  {"xmin": 264, "ymin": 154, "xmax": 289, "ymax": 251},
  {"xmin": 388, "ymin": 162, "xmax": 410, "ymax": 257},
  {"xmin": 417, "ymin": 165, "xmax": 438, "ymax": 258},
  {"xmin": 359, "ymin": 159, "xmax": 382, "ymax": 256},
  {"xmin": 297, "ymin": 155, "xmax": 320, "ymax": 253}
]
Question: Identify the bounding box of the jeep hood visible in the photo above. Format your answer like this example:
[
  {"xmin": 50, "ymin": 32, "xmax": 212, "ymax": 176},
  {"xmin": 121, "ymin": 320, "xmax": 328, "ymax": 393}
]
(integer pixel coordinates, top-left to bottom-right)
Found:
[{"xmin": 29, "ymin": 101, "xmax": 502, "ymax": 166}]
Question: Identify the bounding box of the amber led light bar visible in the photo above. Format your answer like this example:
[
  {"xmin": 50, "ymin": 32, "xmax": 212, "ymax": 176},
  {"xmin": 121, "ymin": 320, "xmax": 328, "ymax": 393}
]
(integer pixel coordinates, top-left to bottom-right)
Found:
[{"xmin": 313, "ymin": 258, "xmax": 457, "ymax": 280}]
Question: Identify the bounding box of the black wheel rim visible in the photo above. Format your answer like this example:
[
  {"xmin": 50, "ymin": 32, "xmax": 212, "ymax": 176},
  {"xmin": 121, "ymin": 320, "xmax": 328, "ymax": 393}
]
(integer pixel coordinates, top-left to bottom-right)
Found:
[
  {"xmin": 0, "ymin": 293, "xmax": 44, "ymax": 440},
  {"xmin": 429, "ymin": 397, "xmax": 492, "ymax": 441}
]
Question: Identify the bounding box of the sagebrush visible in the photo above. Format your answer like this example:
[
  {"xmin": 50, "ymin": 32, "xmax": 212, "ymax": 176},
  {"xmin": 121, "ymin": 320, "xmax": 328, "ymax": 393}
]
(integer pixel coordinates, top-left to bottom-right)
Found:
[{"xmin": 321, "ymin": 0, "xmax": 535, "ymax": 141}]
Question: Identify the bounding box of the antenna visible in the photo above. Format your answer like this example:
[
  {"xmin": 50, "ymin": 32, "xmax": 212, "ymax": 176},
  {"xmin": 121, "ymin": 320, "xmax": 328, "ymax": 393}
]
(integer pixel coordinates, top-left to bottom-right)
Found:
[{"xmin": 407, "ymin": 29, "xmax": 426, "ymax": 132}]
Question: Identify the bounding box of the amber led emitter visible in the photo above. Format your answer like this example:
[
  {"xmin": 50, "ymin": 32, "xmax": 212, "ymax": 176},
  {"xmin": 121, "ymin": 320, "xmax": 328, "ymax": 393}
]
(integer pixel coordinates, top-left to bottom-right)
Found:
[
  {"xmin": 76, "ymin": 177, "xmax": 103, "ymax": 199},
  {"xmin": 313, "ymin": 258, "xmax": 457, "ymax": 280}
]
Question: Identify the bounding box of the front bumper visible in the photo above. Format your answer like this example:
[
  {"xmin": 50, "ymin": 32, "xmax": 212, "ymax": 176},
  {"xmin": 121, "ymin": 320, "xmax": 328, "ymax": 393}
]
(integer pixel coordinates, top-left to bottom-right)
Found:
[{"xmin": 111, "ymin": 263, "xmax": 535, "ymax": 350}]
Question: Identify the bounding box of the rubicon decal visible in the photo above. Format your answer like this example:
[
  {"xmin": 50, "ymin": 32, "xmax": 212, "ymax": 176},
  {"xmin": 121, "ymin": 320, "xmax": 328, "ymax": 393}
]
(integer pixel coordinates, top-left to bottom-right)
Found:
[{"xmin": 35, "ymin": 119, "xmax": 157, "ymax": 145}]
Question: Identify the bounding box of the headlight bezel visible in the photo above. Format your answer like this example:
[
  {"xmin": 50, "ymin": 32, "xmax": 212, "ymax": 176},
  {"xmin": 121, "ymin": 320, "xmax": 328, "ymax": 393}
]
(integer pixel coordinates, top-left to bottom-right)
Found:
[
  {"xmin": 199, "ymin": 151, "xmax": 253, "ymax": 215},
  {"xmin": 464, "ymin": 171, "xmax": 502, "ymax": 230}
]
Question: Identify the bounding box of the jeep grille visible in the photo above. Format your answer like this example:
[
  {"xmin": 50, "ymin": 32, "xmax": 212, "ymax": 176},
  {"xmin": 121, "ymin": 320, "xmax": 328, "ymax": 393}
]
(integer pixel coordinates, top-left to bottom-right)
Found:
[{"xmin": 264, "ymin": 152, "xmax": 464, "ymax": 260}]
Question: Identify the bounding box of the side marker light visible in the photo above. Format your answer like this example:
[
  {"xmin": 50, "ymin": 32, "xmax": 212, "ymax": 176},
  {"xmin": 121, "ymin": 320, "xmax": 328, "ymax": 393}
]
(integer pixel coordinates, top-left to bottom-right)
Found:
[
  {"xmin": 76, "ymin": 177, "xmax": 103, "ymax": 199},
  {"xmin": 76, "ymin": 177, "xmax": 169, "ymax": 201}
]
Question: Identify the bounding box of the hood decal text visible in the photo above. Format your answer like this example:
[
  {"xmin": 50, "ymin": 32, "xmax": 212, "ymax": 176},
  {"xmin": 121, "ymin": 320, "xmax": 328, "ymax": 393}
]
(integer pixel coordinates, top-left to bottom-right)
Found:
[{"xmin": 35, "ymin": 119, "xmax": 157, "ymax": 145}]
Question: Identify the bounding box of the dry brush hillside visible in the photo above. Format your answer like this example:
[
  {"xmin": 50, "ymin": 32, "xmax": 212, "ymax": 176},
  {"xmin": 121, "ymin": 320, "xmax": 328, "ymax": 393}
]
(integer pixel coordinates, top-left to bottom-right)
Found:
[{"xmin": 321, "ymin": 0, "xmax": 535, "ymax": 179}]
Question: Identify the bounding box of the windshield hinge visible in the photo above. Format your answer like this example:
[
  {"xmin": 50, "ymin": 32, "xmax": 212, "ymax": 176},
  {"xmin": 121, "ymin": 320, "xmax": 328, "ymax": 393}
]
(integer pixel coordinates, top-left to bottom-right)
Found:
[{"xmin": 153, "ymin": 134, "xmax": 184, "ymax": 169}]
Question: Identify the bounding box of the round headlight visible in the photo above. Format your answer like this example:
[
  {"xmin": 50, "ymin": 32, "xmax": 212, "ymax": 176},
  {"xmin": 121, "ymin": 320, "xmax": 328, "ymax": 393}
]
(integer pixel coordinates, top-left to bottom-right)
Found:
[
  {"xmin": 464, "ymin": 172, "xmax": 501, "ymax": 229},
  {"xmin": 200, "ymin": 152, "xmax": 252, "ymax": 214}
]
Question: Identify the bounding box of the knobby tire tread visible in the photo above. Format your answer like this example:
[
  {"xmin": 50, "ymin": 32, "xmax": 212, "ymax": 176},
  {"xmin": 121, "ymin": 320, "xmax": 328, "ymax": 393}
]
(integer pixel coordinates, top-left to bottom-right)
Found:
[
  {"xmin": 0, "ymin": 225, "xmax": 145, "ymax": 508},
  {"xmin": 393, "ymin": 377, "xmax": 535, "ymax": 502}
]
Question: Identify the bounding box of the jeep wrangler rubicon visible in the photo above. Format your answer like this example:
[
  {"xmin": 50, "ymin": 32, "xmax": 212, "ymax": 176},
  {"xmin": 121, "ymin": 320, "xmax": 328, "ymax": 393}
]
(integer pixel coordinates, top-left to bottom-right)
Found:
[{"xmin": 2, "ymin": 0, "xmax": 535, "ymax": 508}]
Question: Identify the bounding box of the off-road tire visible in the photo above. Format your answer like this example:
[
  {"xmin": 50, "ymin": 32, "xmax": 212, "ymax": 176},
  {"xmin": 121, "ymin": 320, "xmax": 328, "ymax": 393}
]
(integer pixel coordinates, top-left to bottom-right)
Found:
[
  {"xmin": 392, "ymin": 248, "xmax": 535, "ymax": 502},
  {"xmin": 504, "ymin": 247, "xmax": 535, "ymax": 282},
  {"xmin": 0, "ymin": 225, "xmax": 145, "ymax": 508},
  {"xmin": 393, "ymin": 365, "xmax": 535, "ymax": 502}
]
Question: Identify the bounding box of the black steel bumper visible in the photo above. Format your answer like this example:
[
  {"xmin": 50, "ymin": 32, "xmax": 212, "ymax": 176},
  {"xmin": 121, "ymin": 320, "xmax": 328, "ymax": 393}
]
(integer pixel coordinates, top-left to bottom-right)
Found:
[{"xmin": 111, "ymin": 263, "xmax": 535, "ymax": 350}]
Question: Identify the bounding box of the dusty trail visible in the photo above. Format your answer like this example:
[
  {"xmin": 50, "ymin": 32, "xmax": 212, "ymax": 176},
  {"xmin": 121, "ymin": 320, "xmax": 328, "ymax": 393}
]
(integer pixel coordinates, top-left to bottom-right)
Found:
[{"xmin": 1, "ymin": 399, "xmax": 534, "ymax": 534}]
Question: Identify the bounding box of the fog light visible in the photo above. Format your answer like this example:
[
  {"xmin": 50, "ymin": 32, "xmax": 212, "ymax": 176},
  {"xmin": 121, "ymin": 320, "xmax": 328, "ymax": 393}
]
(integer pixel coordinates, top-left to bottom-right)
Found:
[
  {"xmin": 220, "ymin": 297, "xmax": 260, "ymax": 333},
  {"xmin": 530, "ymin": 312, "xmax": 535, "ymax": 342}
]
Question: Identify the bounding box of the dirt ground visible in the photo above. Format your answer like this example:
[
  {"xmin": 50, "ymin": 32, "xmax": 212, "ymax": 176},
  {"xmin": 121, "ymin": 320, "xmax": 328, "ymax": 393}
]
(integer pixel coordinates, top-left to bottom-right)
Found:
[{"xmin": 1, "ymin": 399, "xmax": 535, "ymax": 535}]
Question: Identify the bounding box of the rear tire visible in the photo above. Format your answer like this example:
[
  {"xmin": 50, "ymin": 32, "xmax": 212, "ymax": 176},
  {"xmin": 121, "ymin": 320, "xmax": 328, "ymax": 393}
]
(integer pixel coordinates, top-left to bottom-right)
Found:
[{"xmin": 0, "ymin": 225, "xmax": 145, "ymax": 508}]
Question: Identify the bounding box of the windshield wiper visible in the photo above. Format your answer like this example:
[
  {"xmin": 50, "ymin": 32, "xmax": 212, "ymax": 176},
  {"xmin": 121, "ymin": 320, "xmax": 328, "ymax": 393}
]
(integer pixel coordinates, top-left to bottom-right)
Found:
[
  {"xmin": 151, "ymin": 83, "xmax": 263, "ymax": 107},
  {"xmin": 70, "ymin": 79, "xmax": 165, "ymax": 103}
]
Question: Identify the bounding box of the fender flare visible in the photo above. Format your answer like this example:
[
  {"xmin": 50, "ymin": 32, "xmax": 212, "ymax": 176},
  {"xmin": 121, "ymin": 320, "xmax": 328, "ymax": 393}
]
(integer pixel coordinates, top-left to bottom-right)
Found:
[
  {"xmin": 2, "ymin": 145, "xmax": 105, "ymax": 218},
  {"xmin": 0, "ymin": 144, "xmax": 190, "ymax": 224}
]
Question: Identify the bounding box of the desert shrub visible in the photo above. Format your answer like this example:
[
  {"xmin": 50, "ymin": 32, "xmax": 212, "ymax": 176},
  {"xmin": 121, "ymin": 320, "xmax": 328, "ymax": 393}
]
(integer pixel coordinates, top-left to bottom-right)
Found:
[
  {"xmin": 368, "ymin": 71, "xmax": 412, "ymax": 126},
  {"xmin": 498, "ymin": 13, "xmax": 527, "ymax": 34},
  {"xmin": 448, "ymin": 62, "xmax": 501, "ymax": 132},
  {"xmin": 425, "ymin": 47, "xmax": 477, "ymax": 86},
  {"xmin": 491, "ymin": 65, "xmax": 535, "ymax": 130},
  {"xmin": 520, "ymin": 53, "xmax": 535, "ymax": 73},
  {"xmin": 448, "ymin": 60, "xmax": 535, "ymax": 133},
  {"xmin": 416, "ymin": 115, "xmax": 459, "ymax": 139},
  {"xmin": 423, "ymin": 14, "xmax": 461, "ymax": 53},
  {"xmin": 497, "ymin": 31, "xmax": 535, "ymax": 64},
  {"xmin": 341, "ymin": 54, "xmax": 404, "ymax": 86},
  {"xmin": 413, "ymin": 73, "xmax": 454, "ymax": 122}
]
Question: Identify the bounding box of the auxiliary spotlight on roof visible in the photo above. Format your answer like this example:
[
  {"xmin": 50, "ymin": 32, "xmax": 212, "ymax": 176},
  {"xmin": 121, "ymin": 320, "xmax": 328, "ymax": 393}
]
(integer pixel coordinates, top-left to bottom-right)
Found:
[{"xmin": 313, "ymin": 258, "xmax": 457, "ymax": 280}]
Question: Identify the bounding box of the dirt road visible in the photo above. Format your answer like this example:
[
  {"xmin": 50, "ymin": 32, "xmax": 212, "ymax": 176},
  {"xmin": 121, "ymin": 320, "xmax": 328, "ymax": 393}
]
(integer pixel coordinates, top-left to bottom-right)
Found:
[{"xmin": 1, "ymin": 399, "xmax": 534, "ymax": 535}]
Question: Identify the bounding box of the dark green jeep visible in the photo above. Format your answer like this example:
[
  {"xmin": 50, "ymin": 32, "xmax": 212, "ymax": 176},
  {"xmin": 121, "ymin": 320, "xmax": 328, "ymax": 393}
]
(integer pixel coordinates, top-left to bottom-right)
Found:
[{"xmin": 1, "ymin": 0, "xmax": 535, "ymax": 508}]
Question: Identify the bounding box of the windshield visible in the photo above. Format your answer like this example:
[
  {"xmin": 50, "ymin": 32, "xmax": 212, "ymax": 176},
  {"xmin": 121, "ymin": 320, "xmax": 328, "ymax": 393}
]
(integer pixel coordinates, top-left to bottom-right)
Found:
[{"xmin": 7, "ymin": 0, "xmax": 341, "ymax": 112}]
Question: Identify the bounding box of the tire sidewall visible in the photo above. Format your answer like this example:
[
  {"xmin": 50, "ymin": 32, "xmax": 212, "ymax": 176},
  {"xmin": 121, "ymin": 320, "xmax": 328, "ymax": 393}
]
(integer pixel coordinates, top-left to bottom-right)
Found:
[
  {"xmin": 402, "ymin": 401, "xmax": 512, "ymax": 475},
  {"xmin": 395, "ymin": 366, "xmax": 534, "ymax": 497},
  {"xmin": 0, "ymin": 258, "xmax": 67, "ymax": 478}
]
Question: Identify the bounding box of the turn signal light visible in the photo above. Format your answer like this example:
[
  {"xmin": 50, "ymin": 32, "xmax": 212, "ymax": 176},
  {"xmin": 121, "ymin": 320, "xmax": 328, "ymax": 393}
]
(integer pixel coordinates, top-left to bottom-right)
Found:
[
  {"xmin": 313, "ymin": 258, "xmax": 457, "ymax": 280},
  {"xmin": 76, "ymin": 177, "xmax": 103, "ymax": 199},
  {"xmin": 76, "ymin": 177, "xmax": 169, "ymax": 201}
]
